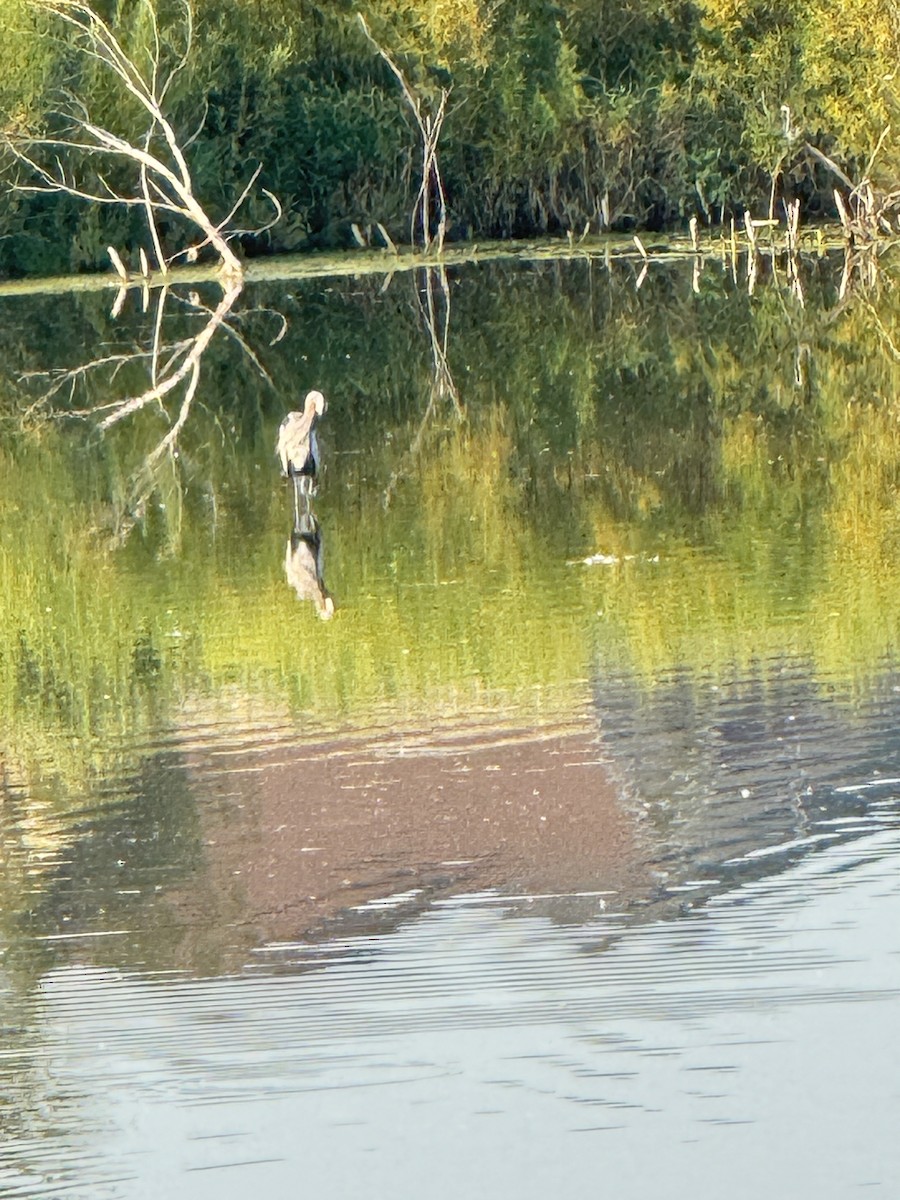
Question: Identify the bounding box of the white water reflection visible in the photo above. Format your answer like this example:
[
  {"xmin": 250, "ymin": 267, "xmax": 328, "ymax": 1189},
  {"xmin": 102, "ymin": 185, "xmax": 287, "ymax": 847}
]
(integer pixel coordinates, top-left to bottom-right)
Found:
[{"xmin": 8, "ymin": 824, "xmax": 900, "ymax": 1199}]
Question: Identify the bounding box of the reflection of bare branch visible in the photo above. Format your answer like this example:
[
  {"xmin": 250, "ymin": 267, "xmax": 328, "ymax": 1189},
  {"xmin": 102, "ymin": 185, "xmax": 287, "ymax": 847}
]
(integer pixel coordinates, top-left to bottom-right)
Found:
[
  {"xmin": 144, "ymin": 357, "xmax": 200, "ymax": 467},
  {"xmin": 264, "ymin": 310, "xmax": 289, "ymax": 346},
  {"xmin": 834, "ymin": 245, "xmax": 881, "ymax": 303},
  {"xmin": 167, "ymin": 287, "xmax": 275, "ymax": 384},
  {"xmin": 150, "ymin": 284, "xmax": 168, "ymax": 384},
  {"xmin": 96, "ymin": 282, "xmax": 242, "ymax": 430},
  {"xmin": 862, "ymin": 298, "xmax": 900, "ymax": 362},
  {"xmin": 384, "ymin": 266, "xmax": 462, "ymax": 507},
  {"xmin": 22, "ymin": 349, "xmax": 151, "ymax": 399},
  {"xmin": 213, "ymin": 317, "xmax": 272, "ymax": 385},
  {"xmin": 6, "ymin": 1, "xmax": 281, "ymax": 277},
  {"xmin": 421, "ymin": 264, "xmax": 461, "ymax": 414},
  {"xmin": 110, "ymin": 282, "xmax": 244, "ymax": 520}
]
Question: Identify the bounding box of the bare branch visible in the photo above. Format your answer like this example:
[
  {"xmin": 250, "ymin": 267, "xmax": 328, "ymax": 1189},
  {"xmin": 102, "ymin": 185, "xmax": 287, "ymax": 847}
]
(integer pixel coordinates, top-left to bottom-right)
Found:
[
  {"xmin": 215, "ymin": 161, "xmax": 263, "ymax": 230},
  {"xmin": 140, "ymin": 154, "xmax": 168, "ymax": 272},
  {"xmin": 6, "ymin": 0, "xmax": 263, "ymax": 280},
  {"xmin": 158, "ymin": 0, "xmax": 193, "ymax": 107},
  {"xmin": 220, "ymin": 184, "xmax": 283, "ymax": 239},
  {"xmin": 803, "ymin": 141, "xmax": 855, "ymax": 192},
  {"xmin": 357, "ymin": 14, "xmax": 449, "ymax": 253},
  {"xmin": 182, "ymin": 96, "xmax": 209, "ymax": 151},
  {"xmin": 357, "ymin": 15, "xmax": 427, "ymax": 138}
]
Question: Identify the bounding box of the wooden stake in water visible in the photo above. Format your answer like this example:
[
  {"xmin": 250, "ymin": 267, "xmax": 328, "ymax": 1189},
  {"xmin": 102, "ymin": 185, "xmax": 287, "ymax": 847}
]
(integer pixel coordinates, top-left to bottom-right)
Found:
[
  {"xmin": 742, "ymin": 211, "xmax": 757, "ymax": 253},
  {"xmin": 785, "ymin": 198, "xmax": 800, "ymax": 254}
]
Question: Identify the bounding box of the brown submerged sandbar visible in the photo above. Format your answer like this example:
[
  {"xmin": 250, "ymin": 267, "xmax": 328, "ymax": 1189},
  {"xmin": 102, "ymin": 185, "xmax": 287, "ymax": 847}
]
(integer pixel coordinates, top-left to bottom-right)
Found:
[{"xmin": 167, "ymin": 716, "xmax": 648, "ymax": 966}]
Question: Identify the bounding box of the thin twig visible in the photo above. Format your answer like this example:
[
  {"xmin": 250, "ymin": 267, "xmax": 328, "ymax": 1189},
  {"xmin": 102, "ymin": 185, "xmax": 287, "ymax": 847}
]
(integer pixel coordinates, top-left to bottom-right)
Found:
[{"xmin": 357, "ymin": 14, "xmax": 449, "ymax": 253}]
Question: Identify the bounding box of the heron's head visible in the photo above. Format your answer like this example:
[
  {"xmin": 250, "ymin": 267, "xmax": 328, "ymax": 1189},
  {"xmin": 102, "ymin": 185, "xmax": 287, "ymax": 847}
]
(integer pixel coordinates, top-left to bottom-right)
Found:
[{"xmin": 305, "ymin": 390, "xmax": 327, "ymax": 416}]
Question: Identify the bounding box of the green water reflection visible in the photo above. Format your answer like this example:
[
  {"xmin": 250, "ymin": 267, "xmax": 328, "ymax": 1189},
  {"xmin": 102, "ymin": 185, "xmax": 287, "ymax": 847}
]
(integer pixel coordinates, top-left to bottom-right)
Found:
[{"xmin": 1, "ymin": 250, "xmax": 899, "ymax": 856}]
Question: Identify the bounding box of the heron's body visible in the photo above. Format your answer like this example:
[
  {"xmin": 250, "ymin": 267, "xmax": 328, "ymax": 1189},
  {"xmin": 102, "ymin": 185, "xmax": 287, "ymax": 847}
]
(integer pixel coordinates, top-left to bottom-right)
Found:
[{"xmin": 277, "ymin": 390, "xmax": 326, "ymax": 480}]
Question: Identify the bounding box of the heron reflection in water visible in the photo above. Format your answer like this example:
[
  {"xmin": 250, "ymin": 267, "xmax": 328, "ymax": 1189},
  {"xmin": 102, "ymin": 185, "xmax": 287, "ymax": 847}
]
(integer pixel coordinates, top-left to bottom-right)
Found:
[
  {"xmin": 278, "ymin": 390, "xmax": 334, "ymax": 619},
  {"xmin": 285, "ymin": 503, "xmax": 334, "ymax": 619}
]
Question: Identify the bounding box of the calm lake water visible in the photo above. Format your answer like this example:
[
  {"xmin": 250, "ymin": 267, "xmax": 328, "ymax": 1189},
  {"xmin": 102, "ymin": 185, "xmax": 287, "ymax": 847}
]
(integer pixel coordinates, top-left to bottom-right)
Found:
[{"xmin": 1, "ymin": 246, "xmax": 900, "ymax": 1196}]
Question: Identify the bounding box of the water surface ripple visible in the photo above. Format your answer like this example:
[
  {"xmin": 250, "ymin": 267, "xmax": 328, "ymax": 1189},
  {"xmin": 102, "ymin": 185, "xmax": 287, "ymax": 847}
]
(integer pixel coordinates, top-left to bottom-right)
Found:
[{"xmin": 2, "ymin": 658, "xmax": 900, "ymax": 1198}]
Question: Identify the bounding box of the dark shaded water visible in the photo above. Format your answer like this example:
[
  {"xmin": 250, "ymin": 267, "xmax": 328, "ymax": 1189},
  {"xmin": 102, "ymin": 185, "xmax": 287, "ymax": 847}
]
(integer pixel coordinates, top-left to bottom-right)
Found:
[{"xmin": 1, "ymin": 249, "xmax": 900, "ymax": 1195}]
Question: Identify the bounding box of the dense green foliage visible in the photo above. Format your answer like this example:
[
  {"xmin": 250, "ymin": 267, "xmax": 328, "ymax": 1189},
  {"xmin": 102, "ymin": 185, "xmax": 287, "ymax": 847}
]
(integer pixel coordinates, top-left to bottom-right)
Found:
[{"xmin": 1, "ymin": 0, "xmax": 899, "ymax": 274}]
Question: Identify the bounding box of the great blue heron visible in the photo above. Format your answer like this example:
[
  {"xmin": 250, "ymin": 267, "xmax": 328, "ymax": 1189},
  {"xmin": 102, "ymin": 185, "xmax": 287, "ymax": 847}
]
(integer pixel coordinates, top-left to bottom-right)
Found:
[{"xmin": 276, "ymin": 390, "xmax": 326, "ymax": 484}]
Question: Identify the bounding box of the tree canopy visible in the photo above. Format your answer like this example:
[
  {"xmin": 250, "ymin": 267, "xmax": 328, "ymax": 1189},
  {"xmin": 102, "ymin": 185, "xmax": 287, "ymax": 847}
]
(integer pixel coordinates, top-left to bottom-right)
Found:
[{"xmin": 1, "ymin": 0, "xmax": 899, "ymax": 274}]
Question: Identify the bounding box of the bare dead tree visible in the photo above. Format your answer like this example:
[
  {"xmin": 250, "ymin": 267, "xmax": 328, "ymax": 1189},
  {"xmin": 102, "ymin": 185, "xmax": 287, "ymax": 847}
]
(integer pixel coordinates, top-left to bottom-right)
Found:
[
  {"xmin": 4, "ymin": 0, "xmax": 280, "ymax": 280},
  {"xmin": 358, "ymin": 15, "xmax": 449, "ymax": 254}
]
